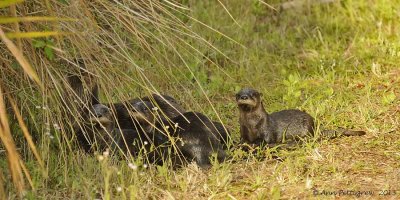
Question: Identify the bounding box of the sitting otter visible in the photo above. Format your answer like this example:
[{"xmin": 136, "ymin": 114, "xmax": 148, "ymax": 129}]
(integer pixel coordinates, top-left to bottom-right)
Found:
[{"xmin": 236, "ymin": 88, "xmax": 366, "ymax": 145}]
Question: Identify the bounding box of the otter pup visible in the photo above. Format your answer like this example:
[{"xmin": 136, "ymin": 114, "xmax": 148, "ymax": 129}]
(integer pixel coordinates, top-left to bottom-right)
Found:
[{"xmin": 236, "ymin": 88, "xmax": 365, "ymax": 145}]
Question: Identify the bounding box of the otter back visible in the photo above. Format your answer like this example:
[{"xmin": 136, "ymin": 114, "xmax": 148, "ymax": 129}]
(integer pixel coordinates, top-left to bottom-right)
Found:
[{"xmin": 268, "ymin": 109, "xmax": 314, "ymax": 143}]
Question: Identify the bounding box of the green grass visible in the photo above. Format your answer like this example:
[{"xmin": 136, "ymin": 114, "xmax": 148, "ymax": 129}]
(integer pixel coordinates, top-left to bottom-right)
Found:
[{"xmin": 2, "ymin": 0, "xmax": 400, "ymax": 199}]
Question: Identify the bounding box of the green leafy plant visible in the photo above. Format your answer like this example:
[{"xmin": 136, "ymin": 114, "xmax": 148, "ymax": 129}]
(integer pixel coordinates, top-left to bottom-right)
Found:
[
  {"xmin": 282, "ymin": 73, "xmax": 304, "ymax": 107},
  {"xmin": 382, "ymin": 91, "xmax": 396, "ymax": 105},
  {"xmin": 32, "ymin": 38, "xmax": 55, "ymax": 60}
]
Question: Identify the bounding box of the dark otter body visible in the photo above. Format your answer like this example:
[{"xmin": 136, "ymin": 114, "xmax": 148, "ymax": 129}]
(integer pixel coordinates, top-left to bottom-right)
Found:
[
  {"xmin": 236, "ymin": 88, "xmax": 365, "ymax": 145},
  {"xmin": 64, "ymin": 61, "xmax": 184, "ymax": 161},
  {"xmin": 170, "ymin": 112, "xmax": 227, "ymax": 168},
  {"xmin": 140, "ymin": 94, "xmax": 186, "ymax": 119},
  {"xmin": 264, "ymin": 109, "xmax": 314, "ymax": 143},
  {"xmin": 114, "ymin": 128, "xmax": 169, "ymax": 164},
  {"xmin": 67, "ymin": 71, "xmax": 229, "ymax": 167}
]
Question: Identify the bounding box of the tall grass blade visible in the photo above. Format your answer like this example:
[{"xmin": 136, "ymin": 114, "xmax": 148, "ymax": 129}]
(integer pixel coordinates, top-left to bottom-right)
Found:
[
  {"xmin": 5, "ymin": 31, "xmax": 70, "ymax": 39},
  {"xmin": 0, "ymin": 85, "xmax": 25, "ymax": 195},
  {"xmin": 0, "ymin": 16, "xmax": 76, "ymax": 24},
  {"xmin": 0, "ymin": 0, "xmax": 24, "ymax": 9}
]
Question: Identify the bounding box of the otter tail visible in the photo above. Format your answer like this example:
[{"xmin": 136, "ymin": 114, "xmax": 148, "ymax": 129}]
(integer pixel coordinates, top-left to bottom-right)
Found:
[{"xmin": 320, "ymin": 128, "xmax": 366, "ymax": 139}]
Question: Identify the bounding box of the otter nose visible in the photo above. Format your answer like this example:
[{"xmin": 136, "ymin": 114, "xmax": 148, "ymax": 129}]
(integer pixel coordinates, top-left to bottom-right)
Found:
[
  {"xmin": 95, "ymin": 112, "xmax": 103, "ymax": 118},
  {"xmin": 240, "ymin": 95, "xmax": 249, "ymax": 100}
]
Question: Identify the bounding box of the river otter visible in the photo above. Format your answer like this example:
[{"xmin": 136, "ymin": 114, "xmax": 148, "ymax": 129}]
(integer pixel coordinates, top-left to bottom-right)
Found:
[{"xmin": 236, "ymin": 88, "xmax": 366, "ymax": 145}]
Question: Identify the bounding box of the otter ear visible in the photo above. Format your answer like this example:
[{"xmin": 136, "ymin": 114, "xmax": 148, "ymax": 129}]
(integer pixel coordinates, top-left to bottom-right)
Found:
[{"xmin": 259, "ymin": 92, "xmax": 263, "ymax": 97}]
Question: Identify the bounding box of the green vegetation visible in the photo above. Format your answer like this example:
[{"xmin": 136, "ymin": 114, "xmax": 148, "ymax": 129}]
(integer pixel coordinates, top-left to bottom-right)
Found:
[{"xmin": 1, "ymin": 0, "xmax": 399, "ymax": 199}]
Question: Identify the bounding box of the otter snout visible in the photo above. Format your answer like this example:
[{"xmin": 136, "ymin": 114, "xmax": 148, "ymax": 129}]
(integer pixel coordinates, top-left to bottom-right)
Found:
[
  {"xmin": 239, "ymin": 95, "xmax": 249, "ymax": 100},
  {"xmin": 235, "ymin": 88, "xmax": 263, "ymax": 109},
  {"xmin": 131, "ymin": 101, "xmax": 155, "ymax": 125},
  {"xmin": 89, "ymin": 104, "xmax": 113, "ymax": 124}
]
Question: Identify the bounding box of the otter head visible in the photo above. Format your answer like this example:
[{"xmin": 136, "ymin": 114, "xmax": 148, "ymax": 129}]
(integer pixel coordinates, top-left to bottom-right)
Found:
[
  {"xmin": 130, "ymin": 100, "xmax": 156, "ymax": 130},
  {"xmin": 235, "ymin": 88, "xmax": 263, "ymax": 112},
  {"xmin": 88, "ymin": 104, "xmax": 114, "ymax": 130}
]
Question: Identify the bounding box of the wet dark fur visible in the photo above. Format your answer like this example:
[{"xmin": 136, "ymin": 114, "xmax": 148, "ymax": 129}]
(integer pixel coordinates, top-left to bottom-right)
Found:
[
  {"xmin": 113, "ymin": 128, "xmax": 170, "ymax": 165},
  {"xmin": 169, "ymin": 112, "xmax": 227, "ymax": 168},
  {"xmin": 77, "ymin": 104, "xmax": 234, "ymax": 167},
  {"xmin": 236, "ymin": 88, "xmax": 366, "ymax": 145},
  {"xmin": 66, "ymin": 65, "xmax": 229, "ymax": 167}
]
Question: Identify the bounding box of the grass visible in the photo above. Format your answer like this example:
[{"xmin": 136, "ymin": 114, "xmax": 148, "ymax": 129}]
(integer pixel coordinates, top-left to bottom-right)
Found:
[{"xmin": 1, "ymin": 0, "xmax": 400, "ymax": 199}]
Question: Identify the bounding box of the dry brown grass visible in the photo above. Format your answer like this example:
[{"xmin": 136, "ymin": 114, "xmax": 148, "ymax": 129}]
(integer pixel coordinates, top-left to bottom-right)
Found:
[
  {"xmin": 1, "ymin": 0, "xmax": 229, "ymax": 196},
  {"xmin": 0, "ymin": 84, "xmax": 25, "ymax": 195}
]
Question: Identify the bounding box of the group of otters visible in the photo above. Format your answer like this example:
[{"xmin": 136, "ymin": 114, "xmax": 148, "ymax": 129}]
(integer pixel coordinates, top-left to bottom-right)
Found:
[{"xmin": 76, "ymin": 87, "xmax": 365, "ymax": 169}]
